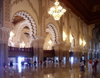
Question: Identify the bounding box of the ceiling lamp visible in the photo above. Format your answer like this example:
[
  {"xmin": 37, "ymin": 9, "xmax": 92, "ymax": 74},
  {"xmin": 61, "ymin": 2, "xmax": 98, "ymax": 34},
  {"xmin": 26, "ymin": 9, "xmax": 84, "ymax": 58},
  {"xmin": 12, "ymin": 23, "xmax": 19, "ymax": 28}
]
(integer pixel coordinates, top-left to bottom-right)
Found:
[{"xmin": 48, "ymin": 0, "xmax": 66, "ymax": 20}]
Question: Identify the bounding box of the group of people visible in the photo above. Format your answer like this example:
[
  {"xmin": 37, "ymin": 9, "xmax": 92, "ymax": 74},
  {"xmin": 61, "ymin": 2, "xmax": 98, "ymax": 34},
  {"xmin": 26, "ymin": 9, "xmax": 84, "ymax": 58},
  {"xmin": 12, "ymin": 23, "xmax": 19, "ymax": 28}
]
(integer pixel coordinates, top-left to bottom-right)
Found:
[
  {"xmin": 80, "ymin": 56, "xmax": 99, "ymax": 72},
  {"xmin": 88, "ymin": 58, "xmax": 99, "ymax": 72}
]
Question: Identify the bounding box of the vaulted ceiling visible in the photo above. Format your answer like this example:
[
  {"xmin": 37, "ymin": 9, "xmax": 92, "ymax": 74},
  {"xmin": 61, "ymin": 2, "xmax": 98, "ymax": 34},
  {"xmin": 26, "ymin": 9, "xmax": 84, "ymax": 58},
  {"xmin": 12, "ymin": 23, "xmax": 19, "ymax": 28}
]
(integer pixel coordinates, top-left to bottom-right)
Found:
[{"xmin": 60, "ymin": 0, "xmax": 100, "ymax": 25}]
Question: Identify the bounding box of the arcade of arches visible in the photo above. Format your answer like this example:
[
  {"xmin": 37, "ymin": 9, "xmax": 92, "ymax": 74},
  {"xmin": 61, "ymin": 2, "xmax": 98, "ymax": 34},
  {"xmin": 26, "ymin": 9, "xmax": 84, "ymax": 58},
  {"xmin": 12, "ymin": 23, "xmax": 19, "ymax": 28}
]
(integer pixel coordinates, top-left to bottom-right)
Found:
[{"xmin": 0, "ymin": 0, "xmax": 100, "ymax": 78}]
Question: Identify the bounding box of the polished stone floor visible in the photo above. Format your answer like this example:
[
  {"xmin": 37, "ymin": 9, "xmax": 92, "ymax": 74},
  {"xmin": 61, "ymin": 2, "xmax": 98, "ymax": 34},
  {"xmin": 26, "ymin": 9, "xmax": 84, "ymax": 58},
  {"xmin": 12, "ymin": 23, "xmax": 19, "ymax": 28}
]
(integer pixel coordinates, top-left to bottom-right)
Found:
[{"xmin": 3, "ymin": 62, "xmax": 100, "ymax": 78}]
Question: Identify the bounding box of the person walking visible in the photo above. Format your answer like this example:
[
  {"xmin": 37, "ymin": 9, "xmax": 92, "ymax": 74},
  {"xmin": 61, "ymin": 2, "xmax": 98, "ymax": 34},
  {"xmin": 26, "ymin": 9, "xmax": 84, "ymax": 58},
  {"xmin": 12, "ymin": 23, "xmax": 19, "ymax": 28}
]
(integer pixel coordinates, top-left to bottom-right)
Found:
[
  {"xmin": 10, "ymin": 61, "xmax": 13, "ymax": 68},
  {"xmin": 21, "ymin": 61, "xmax": 24, "ymax": 67},
  {"xmin": 80, "ymin": 60, "xmax": 85, "ymax": 71},
  {"xmin": 34, "ymin": 61, "xmax": 36, "ymax": 68},
  {"xmin": 88, "ymin": 58, "xmax": 93, "ymax": 71},
  {"xmin": 94, "ymin": 58, "xmax": 98, "ymax": 72},
  {"xmin": 80, "ymin": 57, "xmax": 85, "ymax": 72}
]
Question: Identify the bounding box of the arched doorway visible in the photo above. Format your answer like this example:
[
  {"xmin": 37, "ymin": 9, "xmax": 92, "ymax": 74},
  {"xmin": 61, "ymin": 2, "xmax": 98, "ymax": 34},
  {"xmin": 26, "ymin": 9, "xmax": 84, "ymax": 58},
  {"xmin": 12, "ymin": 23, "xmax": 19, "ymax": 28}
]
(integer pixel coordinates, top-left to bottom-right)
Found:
[
  {"xmin": 8, "ymin": 11, "xmax": 37, "ymax": 66},
  {"xmin": 43, "ymin": 23, "xmax": 59, "ymax": 63}
]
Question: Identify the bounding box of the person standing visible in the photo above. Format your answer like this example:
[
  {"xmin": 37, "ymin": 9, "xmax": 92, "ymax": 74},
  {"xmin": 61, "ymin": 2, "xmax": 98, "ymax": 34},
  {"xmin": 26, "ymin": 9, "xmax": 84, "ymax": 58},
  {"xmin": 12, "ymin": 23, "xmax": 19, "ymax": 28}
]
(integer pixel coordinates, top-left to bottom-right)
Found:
[
  {"xmin": 88, "ymin": 58, "xmax": 93, "ymax": 71},
  {"xmin": 94, "ymin": 58, "xmax": 98, "ymax": 72},
  {"xmin": 34, "ymin": 61, "xmax": 36, "ymax": 68},
  {"xmin": 80, "ymin": 57, "xmax": 85, "ymax": 72},
  {"xmin": 21, "ymin": 61, "xmax": 24, "ymax": 67},
  {"xmin": 10, "ymin": 61, "xmax": 13, "ymax": 68},
  {"xmin": 80, "ymin": 60, "xmax": 85, "ymax": 71}
]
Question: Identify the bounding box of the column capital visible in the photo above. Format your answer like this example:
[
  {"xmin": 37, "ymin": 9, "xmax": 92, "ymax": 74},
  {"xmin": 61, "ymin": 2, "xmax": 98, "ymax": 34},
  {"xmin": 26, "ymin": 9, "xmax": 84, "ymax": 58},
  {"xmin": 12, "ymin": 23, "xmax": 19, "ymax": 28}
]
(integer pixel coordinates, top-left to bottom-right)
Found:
[
  {"xmin": 54, "ymin": 44, "xmax": 60, "ymax": 51},
  {"xmin": 0, "ymin": 27, "xmax": 10, "ymax": 44},
  {"xmin": 38, "ymin": 38, "xmax": 44, "ymax": 48},
  {"xmin": 32, "ymin": 40, "xmax": 38, "ymax": 48},
  {"xmin": 32, "ymin": 38, "xmax": 44, "ymax": 48}
]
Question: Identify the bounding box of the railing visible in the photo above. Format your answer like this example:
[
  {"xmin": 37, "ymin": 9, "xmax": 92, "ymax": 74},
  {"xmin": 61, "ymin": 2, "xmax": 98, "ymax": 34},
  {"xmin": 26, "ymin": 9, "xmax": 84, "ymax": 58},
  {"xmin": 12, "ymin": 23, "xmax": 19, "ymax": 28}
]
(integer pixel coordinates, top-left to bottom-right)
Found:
[
  {"xmin": 8, "ymin": 46, "xmax": 33, "ymax": 53},
  {"xmin": 8, "ymin": 47, "xmax": 55, "ymax": 57},
  {"xmin": 43, "ymin": 50, "xmax": 55, "ymax": 57}
]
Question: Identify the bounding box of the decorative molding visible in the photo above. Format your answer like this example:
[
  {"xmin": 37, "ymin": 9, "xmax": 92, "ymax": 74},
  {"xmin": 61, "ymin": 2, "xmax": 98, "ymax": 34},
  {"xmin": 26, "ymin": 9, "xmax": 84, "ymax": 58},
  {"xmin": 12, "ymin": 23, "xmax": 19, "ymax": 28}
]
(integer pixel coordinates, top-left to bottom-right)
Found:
[
  {"xmin": 5, "ymin": 0, "xmax": 10, "ymax": 22},
  {"xmin": 12, "ymin": 11, "xmax": 37, "ymax": 39},
  {"xmin": 0, "ymin": 27, "xmax": 10, "ymax": 44},
  {"xmin": 47, "ymin": 23, "xmax": 59, "ymax": 44}
]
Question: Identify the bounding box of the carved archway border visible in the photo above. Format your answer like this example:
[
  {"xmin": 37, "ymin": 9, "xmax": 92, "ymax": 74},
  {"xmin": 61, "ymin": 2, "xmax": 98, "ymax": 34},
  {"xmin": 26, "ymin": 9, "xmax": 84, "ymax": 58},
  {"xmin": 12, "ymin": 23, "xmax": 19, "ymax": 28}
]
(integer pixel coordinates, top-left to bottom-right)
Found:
[
  {"xmin": 12, "ymin": 10, "xmax": 37, "ymax": 39},
  {"xmin": 47, "ymin": 23, "xmax": 59, "ymax": 44}
]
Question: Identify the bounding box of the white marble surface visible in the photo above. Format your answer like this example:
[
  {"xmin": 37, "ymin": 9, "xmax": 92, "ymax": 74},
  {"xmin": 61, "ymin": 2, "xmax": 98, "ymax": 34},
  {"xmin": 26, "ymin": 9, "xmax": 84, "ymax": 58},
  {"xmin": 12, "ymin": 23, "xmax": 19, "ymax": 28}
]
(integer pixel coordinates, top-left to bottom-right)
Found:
[{"xmin": 2, "ymin": 63, "xmax": 100, "ymax": 78}]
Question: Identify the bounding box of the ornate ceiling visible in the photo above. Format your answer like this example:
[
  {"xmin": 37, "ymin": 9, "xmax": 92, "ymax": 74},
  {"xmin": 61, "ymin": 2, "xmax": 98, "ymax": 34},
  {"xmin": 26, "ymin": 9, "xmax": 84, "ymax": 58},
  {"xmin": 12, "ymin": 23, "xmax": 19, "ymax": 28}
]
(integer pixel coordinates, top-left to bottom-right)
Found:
[{"xmin": 60, "ymin": 0, "xmax": 100, "ymax": 24}]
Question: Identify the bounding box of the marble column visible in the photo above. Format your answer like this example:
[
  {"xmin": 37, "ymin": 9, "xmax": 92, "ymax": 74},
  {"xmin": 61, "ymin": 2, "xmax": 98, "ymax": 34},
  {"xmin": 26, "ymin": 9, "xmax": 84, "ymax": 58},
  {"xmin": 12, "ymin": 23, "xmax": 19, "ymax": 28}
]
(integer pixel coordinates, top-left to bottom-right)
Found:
[
  {"xmin": 38, "ymin": 39, "xmax": 44, "ymax": 63},
  {"xmin": 54, "ymin": 44, "xmax": 60, "ymax": 63},
  {"xmin": 0, "ymin": 28, "xmax": 10, "ymax": 78},
  {"xmin": 88, "ymin": 49, "xmax": 92, "ymax": 59},
  {"xmin": 77, "ymin": 17, "xmax": 80, "ymax": 46},
  {"xmin": 32, "ymin": 38, "xmax": 44, "ymax": 67},
  {"xmin": 67, "ymin": 8, "xmax": 71, "ymax": 45},
  {"xmin": 0, "ymin": 42, "xmax": 4, "ymax": 78},
  {"xmin": 66, "ymin": 44, "xmax": 70, "ymax": 64},
  {"xmin": 32, "ymin": 40, "xmax": 38, "ymax": 63},
  {"xmin": 92, "ymin": 52, "xmax": 95, "ymax": 59},
  {"xmin": 0, "ymin": 0, "xmax": 11, "ymax": 77}
]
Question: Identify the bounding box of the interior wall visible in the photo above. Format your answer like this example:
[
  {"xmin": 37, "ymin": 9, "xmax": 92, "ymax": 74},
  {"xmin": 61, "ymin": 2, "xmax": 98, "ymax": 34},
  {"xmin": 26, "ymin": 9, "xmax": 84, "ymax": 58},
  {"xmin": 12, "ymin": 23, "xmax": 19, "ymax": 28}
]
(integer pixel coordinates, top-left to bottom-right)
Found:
[{"xmin": 10, "ymin": 0, "xmax": 91, "ymax": 55}]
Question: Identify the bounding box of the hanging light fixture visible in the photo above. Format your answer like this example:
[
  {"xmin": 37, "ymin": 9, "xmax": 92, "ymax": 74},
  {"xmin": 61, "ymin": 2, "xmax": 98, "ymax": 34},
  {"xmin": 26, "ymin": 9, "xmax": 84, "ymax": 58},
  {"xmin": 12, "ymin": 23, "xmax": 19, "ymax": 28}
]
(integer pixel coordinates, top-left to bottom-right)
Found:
[{"xmin": 48, "ymin": 0, "xmax": 66, "ymax": 20}]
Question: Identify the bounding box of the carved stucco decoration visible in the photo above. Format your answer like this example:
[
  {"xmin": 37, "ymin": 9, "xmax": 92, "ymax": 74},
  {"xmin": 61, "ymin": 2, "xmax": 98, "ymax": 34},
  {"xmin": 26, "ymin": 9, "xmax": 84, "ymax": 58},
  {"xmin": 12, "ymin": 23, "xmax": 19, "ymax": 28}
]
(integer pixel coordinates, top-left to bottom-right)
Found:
[
  {"xmin": 47, "ymin": 23, "xmax": 59, "ymax": 44},
  {"xmin": 12, "ymin": 11, "xmax": 37, "ymax": 39},
  {"xmin": 5, "ymin": 0, "xmax": 10, "ymax": 22},
  {"xmin": 0, "ymin": 27, "xmax": 10, "ymax": 44}
]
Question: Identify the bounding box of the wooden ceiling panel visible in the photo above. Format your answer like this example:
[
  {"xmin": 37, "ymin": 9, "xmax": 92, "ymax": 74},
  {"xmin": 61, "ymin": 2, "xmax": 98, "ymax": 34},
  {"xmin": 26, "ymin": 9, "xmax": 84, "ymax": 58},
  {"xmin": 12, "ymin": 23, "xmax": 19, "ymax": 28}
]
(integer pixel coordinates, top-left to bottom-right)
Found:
[
  {"xmin": 12, "ymin": 16, "xmax": 25, "ymax": 24},
  {"xmin": 60, "ymin": 0, "xmax": 100, "ymax": 24}
]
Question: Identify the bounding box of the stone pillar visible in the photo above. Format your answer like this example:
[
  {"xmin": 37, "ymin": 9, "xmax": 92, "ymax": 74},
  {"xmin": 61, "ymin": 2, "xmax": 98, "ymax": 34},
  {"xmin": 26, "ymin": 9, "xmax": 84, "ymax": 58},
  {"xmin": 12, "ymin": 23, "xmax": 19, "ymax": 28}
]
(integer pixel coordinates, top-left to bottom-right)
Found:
[
  {"xmin": 66, "ymin": 44, "xmax": 70, "ymax": 64},
  {"xmin": 0, "ymin": 0, "xmax": 11, "ymax": 77},
  {"xmin": 62, "ymin": 44, "xmax": 67, "ymax": 64},
  {"xmin": 0, "ymin": 27, "xmax": 10, "ymax": 78},
  {"xmin": 92, "ymin": 52, "xmax": 95, "ymax": 58},
  {"xmin": 77, "ymin": 17, "xmax": 80, "ymax": 46},
  {"xmin": 88, "ymin": 49, "xmax": 92, "ymax": 59},
  {"xmin": 32, "ymin": 40, "xmax": 38, "ymax": 63},
  {"xmin": 38, "ymin": 39, "xmax": 44, "ymax": 63},
  {"xmin": 0, "ymin": 42, "xmax": 4, "ymax": 78},
  {"xmin": 38, "ymin": 0, "xmax": 43, "ymax": 36},
  {"xmin": 59, "ymin": 42, "xmax": 65, "ymax": 63},
  {"xmin": 32, "ymin": 38, "xmax": 44, "ymax": 66},
  {"xmin": 54, "ymin": 44, "xmax": 60, "ymax": 64}
]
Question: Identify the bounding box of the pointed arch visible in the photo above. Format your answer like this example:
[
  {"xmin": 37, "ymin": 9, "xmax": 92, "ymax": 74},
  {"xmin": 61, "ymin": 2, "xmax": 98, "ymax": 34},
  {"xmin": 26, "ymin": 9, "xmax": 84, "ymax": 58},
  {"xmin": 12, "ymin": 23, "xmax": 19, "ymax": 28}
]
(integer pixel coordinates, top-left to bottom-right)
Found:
[
  {"xmin": 46, "ymin": 23, "xmax": 59, "ymax": 44},
  {"xmin": 12, "ymin": 11, "xmax": 37, "ymax": 39}
]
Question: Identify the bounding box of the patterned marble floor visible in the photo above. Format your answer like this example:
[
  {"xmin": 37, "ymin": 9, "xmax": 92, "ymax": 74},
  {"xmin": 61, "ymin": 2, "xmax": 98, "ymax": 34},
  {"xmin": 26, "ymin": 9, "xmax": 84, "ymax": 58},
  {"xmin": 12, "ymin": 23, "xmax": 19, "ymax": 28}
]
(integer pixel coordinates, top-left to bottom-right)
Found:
[{"xmin": 3, "ymin": 63, "xmax": 100, "ymax": 78}]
